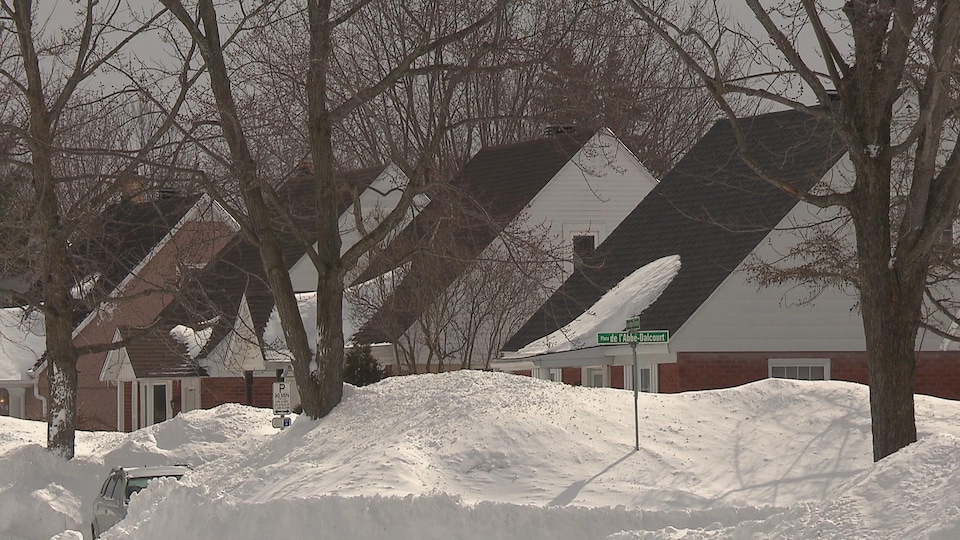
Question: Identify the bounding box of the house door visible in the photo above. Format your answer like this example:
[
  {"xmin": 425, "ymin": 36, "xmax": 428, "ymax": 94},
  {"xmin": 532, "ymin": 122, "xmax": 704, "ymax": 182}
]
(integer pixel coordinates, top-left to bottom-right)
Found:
[{"xmin": 138, "ymin": 381, "xmax": 173, "ymax": 427}]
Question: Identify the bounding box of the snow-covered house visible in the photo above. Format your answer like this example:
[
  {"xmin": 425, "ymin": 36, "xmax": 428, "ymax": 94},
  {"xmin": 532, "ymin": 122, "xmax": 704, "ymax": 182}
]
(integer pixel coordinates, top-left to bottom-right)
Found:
[
  {"xmin": 0, "ymin": 308, "xmax": 46, "ymax": 418},
  {"xmin": 353, "ymin": 128, "xmax": 659, "ymax": 373},
  {"xmin": 97, "ymin": 163, "xmax": 411, "ymax": 430},
  {"xmin": 498, "ymin": 108, "xmax": 960, "ymax": 400},
  {"xmin": 5, "ymin": 192, "xmax": 237, "ymax": 427}
]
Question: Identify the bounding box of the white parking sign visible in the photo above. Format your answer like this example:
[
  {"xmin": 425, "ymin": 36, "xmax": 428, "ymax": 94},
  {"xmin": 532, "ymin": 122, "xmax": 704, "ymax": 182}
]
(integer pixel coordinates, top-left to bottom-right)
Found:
[{"xmin": 273, "ymin": 382, "xmax": 291, "ymax": 415}]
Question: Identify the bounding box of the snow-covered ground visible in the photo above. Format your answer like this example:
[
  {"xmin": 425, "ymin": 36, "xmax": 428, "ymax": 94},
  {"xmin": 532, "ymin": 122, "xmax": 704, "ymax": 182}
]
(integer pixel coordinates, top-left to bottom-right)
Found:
[{"xmin": 2, "ymin": 371, "xmax": 960, "ymax": 539}]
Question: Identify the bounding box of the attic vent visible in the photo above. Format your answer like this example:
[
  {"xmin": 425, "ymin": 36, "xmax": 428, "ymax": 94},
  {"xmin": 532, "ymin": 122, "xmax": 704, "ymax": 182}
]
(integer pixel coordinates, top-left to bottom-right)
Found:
[{"xmin": 544, "ymin": 124, "xmax": 577, "ymax": 137}]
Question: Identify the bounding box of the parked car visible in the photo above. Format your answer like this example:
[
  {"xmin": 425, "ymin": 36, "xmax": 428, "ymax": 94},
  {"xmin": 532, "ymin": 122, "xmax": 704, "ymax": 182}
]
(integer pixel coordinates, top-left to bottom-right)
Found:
[{"xmin": 91, "ymin": 464, "xmax": 192, "ymax": 538}]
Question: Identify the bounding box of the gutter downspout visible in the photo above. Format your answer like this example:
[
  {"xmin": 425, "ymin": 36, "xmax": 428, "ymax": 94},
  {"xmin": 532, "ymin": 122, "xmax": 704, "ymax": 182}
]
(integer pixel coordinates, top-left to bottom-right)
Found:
[{"xmin": 26, "ymin": 369, "xmax": 47, "ymax": 417}]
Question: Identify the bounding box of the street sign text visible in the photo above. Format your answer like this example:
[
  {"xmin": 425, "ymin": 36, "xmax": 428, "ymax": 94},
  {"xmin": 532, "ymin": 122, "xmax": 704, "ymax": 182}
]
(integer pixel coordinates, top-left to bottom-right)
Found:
[{"xmin": 597, "ymin": 330, "xmax": 669, "ymax": 344}]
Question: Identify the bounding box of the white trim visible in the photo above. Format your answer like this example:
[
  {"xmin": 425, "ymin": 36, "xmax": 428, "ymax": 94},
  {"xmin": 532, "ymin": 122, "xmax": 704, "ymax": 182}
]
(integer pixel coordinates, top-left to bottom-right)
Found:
[
  {"xmin": 768, "ymin": 357, "xmax": 831, "ymax": 381},
  {"xmin": 116, "ymin": 383, "xmax": 124, "ymax": 431},
  {"xmin": 181, "ymin": 378, "xmax": 201, "ymax": 413},
  {"xmin": 624, "ymin": 364, "xmax": 657, "ymax": 393},
  {"xmin": 582, "ymin": 365, "xmax": 610, "ymax": 387},
  {"xmin": 139, "ymin": 380, "xmax": 174, "ymax": 426},
  {"xmin": 534, "ymin": 367, "xmax": 563, "ymax": 381}
]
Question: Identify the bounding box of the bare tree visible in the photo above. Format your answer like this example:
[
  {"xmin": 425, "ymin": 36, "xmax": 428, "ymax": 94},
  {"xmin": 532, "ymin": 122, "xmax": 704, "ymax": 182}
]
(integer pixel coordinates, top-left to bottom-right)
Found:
[
  {"xmin": 160, "ymin": 0, "xmax": 511, "ymax": 418},
  {"xmin": 0, "ymin": 0, "xmax": 212, "ymax": 457},
  {"xmin": 627, "ymin": 0, "xmax": 960, "ymax": 461}
]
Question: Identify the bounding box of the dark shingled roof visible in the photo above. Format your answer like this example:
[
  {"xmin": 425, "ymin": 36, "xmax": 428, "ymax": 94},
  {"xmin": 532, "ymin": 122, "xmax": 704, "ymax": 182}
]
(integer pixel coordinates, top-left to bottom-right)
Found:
[
  {"xmin": 354, "ymin": 130, "xmax": 595, "ymax": 344},
  {"xmin": 29, "ymin": 193, "xmax": 206, "ymax": 373},
  {"xmin": 117, "ymin": 326, "xmax": 208, "ymax": 379},
  {"xmin": 70, "ymin": 194, "xmax": 201, "ymax": 325},
  {"xmin": 161, "ymin": 165, "xmax": 387, "ymax": 359},
  {"xmin": 503, "ymin": 108, "xmax": 846, "ymax": 351}
]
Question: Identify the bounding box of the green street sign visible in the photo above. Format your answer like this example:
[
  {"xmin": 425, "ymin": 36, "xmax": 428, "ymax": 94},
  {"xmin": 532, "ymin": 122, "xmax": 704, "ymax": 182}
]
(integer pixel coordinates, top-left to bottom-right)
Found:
[
  {"xmin": 625, "ymin": 317, "xmax": 641, "ymax": 330},
  {"xmin": 597, "ymin": 330, "xmax": 669, "ymax": 344}
]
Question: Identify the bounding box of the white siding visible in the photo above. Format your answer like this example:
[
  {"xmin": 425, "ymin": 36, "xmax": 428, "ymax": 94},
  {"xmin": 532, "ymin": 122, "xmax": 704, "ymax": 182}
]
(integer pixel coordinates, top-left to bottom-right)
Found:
[
  {"xmin": 289, "ymin": 164, "xmax": 412, "ymax": 291},
  {"xmin": 404, "ymin": 129, "xmax": 659, "ymax": 367},
  {"xmin": 671, "ymin": 155, "xmax": 950, "ymax": 352},
  {"xmin": 523, "ymin": 129, "xmax": 658, "ymax": 277}
]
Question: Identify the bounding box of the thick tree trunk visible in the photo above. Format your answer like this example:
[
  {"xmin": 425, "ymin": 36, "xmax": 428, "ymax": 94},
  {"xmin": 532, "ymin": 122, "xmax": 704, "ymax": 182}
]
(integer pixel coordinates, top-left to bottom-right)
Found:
[
  {"xmin": 302, "ymin": 0, "xmax": 346, "ymax": 418},
  {"xmin": 851, "ymin": 165, "xmax": 921, "ymax": 462},
  {"xmin": 15, "ymin": 0, "xmax": 79, "ymax": 457},
  {"xmin": 858, "ymin": 266, "xmax": 920, "ymax": 461},
  {"xmin": 37, "ymin": 156, "xmax": 78, "ymax": 459}
]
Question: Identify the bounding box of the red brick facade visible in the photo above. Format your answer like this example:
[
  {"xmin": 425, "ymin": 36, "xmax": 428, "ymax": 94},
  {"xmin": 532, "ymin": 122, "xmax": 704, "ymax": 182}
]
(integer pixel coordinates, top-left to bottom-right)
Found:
[
  {"xmin": 511, "ymin": 351, "xmax": 960, "ymax": 400},
  {"xmin": 201, "ymin": 376, "xmax": 275, "ymax": 409},
  {"xmin": 655, "ymin": 351, "xmax": 960, "ymax": 401}
]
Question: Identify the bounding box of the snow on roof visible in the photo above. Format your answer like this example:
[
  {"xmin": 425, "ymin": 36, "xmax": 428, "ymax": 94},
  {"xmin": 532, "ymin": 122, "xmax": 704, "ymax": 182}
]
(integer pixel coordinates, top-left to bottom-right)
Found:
[
  {"xmin": 0, "ymin": 307, "xmax": 46, "ymax": 381},
  {"xmin": 169, "ymin": 323, "xmax": 215, "ymax": 360},
  {"xmin": 516, "ymin": 255, "xmax": 680, "ymax": 356},
  {"xmin": 261, "ymin": 292, "xmax": 319, "ymax": 362}
]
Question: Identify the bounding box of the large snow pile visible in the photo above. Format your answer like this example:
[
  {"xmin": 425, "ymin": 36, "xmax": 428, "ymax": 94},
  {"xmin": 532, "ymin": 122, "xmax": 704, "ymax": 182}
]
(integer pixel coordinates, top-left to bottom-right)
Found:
[{"xmin": 2, "ymin": 372, "xmax": 960, "ymax": 539}]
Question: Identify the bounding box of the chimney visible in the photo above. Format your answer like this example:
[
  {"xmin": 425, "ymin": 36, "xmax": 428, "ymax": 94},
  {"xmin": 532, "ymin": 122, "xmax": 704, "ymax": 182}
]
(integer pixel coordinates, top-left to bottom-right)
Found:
[
  {"xmin": 120, "ymin": 176, "xmax": 147, "ymax": 203},
  {"xmin": 297, "ymin": 159, "xmax": 314, "ymax": 175}
]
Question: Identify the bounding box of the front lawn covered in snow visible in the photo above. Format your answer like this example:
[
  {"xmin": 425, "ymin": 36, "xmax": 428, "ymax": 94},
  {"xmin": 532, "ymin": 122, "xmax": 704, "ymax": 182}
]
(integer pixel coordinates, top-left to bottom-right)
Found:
[{"xmin": 2, "ymin": 371, "xmax": 960, "ymax": 539}]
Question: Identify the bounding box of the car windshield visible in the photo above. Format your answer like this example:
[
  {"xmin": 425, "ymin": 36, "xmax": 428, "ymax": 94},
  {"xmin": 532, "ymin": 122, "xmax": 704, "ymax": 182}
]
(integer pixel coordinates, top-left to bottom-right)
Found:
[{"xmin": 124, "ymin": 475, "xmax": 183, "ymax": 500}]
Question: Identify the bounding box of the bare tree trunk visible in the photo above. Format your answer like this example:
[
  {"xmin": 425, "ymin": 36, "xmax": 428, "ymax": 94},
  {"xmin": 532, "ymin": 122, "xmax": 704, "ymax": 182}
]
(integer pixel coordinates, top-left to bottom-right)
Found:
[
  {"xmin": 14, "ymin": 0, "xmax": 79, "ymax": 458},
  {"xmin": 851, "ymin": 172, "xmax": 922, "ymax": 461},
  {"xmin": 36, "ymin": 142, "xmax": 78, "ymax": 458},
  {"xmin": 305, "ymin": 0, "xmax": 345, "ymax": 417}
]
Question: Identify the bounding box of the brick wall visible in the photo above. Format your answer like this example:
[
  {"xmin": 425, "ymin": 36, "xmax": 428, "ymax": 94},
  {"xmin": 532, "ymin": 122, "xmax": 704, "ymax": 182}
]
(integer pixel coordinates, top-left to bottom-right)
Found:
[
  {"xmin": 658, "ymin": 351, "xmax": 960, "ymax": 400},
  {"xmin": 201, "ymin": 376, "xmax": 275, "ymax": 409},
  {"xmin": 610, "ymin": 366, "xmax": 625, "ymax": 389}
]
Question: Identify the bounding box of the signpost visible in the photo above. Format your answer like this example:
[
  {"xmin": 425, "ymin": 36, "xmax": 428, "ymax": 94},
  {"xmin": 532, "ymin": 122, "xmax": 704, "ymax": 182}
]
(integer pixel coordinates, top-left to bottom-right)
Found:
[
  {"xmin": 272, "ymin": 381, "xmax": 292, "ymax": 430},
  {"xmin": 598, "ymin": 324, "xmax": 669, "ymax": 451}
]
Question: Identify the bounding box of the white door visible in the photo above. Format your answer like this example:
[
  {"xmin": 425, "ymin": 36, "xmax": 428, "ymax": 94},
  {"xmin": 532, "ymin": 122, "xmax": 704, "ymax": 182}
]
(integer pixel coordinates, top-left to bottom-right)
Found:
[{"xmin": 139, "ymin": 381, "xmax": 173, "ymax": 427}]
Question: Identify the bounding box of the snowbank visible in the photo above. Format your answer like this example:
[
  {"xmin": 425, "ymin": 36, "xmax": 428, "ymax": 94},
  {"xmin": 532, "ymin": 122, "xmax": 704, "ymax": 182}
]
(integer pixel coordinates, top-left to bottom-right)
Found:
[{"xmin": 2, "ymin": 372, "xmax": 960, "ymax": 539}]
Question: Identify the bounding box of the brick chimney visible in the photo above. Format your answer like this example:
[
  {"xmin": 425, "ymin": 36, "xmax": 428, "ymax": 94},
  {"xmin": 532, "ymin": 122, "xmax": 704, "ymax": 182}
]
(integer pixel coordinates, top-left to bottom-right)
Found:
[{"xmin": 120, "ymin": 176, "xmax": 147, "ymax": 203}]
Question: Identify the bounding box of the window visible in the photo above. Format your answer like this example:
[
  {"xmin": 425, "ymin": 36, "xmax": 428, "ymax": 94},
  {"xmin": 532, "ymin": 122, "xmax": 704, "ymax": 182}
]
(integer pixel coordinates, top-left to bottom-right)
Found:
[
  {"xmin": 583, "ymin": 366, "xmax": 608, "ymax": 387},
  {"xmin": 624, "ymin": 365, "xmax": 656, "ymax": 392},
  {"xmin": 105, "ymin": 475, "xmax": 120, "ymax": 500},
  {"xmin": 153, "ymin": 384, "xmax": 167, "ymax": 423},
  {"xmin": 768, "ymin": 358, "xmax": 830, "ymax": 381},
  {"xmin": 638, "ymin": 368, "xmax": 652, "ymax": 392},
  {"xmin": 536, "ymin": 368, "xmax": 563, "ymax": 382},
  {"xmin": 572, "ymin": 234, "xmax": 596, "ymax": 272}
]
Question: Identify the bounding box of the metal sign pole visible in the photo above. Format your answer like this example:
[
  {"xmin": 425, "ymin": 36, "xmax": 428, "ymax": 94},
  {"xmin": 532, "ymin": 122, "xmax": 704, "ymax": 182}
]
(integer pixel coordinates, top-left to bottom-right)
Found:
[{"xmin": 632, "ymin": 340, "xmax": 639, "ymax": 451}]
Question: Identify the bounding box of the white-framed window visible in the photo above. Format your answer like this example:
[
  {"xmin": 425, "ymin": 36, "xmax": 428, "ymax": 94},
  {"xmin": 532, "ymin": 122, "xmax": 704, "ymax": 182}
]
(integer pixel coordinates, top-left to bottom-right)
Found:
[
  {"xmin": 535, "ymin": 367, "xmax": 563, "ymax": 382},
  {"xmin": 624, "ymin": 365, "xmax": 656, "ymax": 392},
  {"xmin": 582, "ymin": 366, "xmax": 610, "ymax": 388},
  {"xmin": 768, "ymin": 358, "xmax": 830, "ymax": 381}
]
